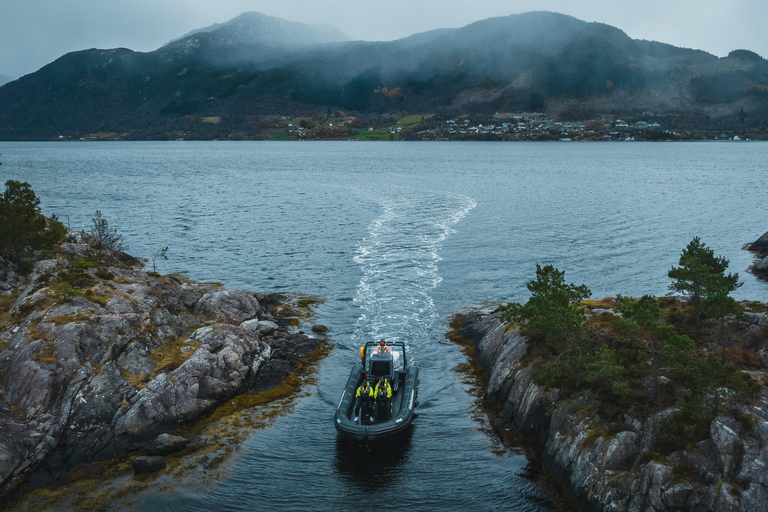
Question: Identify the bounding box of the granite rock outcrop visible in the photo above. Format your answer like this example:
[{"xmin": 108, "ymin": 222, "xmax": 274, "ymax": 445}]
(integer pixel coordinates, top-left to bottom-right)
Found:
[{"xmin": 0, "ymin": 235, "xmax": 325, "ymax": 497}]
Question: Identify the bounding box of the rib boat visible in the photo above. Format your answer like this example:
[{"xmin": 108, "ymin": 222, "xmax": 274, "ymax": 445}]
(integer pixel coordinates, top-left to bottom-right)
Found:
[{"xmin": 334, "ymin": 341, "xmax": 418, "ymax": 444}]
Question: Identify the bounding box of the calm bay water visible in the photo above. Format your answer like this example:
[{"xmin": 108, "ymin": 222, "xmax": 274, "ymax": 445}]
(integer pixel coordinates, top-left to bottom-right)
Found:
[{"xmin": 1, "ymin": 141, "xmax": 767, "ymax": 511}]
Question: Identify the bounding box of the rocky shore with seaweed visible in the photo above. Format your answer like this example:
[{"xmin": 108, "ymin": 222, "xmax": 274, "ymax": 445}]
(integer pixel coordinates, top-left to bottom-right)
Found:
[{"xmin": 0, "ymin": 229, "xmax": 329, "ymax": 500}]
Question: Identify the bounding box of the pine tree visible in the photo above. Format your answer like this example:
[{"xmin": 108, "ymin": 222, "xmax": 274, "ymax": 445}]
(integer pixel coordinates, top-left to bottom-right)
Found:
[
  {"xmin": 89, "ymin": 210, "xmax": 125, "ymax": 253},
  {"xmin": 500, "ymin": 264, "xmax": 591, "ymax": 351},
  {"xmin": 668, "ymin": 237, "xmax": 742, "ymax": 325},
  {"xmin": 0, "ymin": 180, "xmax": 65, "ymax": 264}
]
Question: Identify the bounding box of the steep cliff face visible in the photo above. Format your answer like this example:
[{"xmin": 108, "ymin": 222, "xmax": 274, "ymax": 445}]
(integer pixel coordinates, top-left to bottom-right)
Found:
[
  {"xmin": 0, "ymin": 233, "xmax": 325, "ymax": 497},
  {"xmin": 451, "ymin": 312, "xmax": 768, "ymax": 512}
]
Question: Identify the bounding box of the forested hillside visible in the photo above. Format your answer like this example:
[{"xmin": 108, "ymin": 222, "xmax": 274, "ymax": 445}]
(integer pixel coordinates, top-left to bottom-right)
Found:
[{"xmin": 1, "ymin": 11, "xmax": 767, "ymax": 140}]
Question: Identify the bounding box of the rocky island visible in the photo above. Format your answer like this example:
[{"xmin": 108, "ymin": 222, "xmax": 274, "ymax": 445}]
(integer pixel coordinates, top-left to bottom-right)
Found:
[
  {"xmin": 449, "ymin": 247, "xmax": 768, "ymax": 512},
  {"xmin": 0, "ymin": 228, "xmax": 328, "ymax": 500}
]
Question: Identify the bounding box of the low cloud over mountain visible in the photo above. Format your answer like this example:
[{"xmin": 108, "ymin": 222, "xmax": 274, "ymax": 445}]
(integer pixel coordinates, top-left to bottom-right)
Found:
[{"xmin": 1, "ymin": 11, "xmax": 766, "ymax": 139}]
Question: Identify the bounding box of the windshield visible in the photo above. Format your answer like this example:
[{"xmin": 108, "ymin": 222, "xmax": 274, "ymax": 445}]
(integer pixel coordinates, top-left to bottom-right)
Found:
[
  {"xmin": 391, "ymin": 346, "xmax": 404, "ymax": 371},
  {"xmin": 365, "ymin": 344, "xmax": 405, "ymax": 371}
]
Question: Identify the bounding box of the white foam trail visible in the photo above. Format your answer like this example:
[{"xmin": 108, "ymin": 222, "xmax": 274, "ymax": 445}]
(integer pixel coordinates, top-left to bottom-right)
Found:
[{"xmin": 352, "ymin": 191, "xmax": 477, "ymax": 358}]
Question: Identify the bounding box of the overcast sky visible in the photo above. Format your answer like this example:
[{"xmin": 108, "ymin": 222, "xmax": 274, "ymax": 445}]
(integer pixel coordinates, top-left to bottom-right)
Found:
[{"xmin": 1, "ymin": 0, "xmax": 767, "ymax": 79}]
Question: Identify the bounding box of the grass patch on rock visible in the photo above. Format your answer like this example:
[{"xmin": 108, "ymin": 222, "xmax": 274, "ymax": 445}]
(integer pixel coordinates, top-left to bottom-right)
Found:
[
  {"xmin": 0, "ymin": 292, "xmax": 20, "ymax": 329},
  {"xmin": 31, "ymin": 339, "xmax": 57, "ymax": 364},
  {"xmin": 147, "ymin": 334, "xmax": 199, "ymax": 378},
  {"xmin": 583, "ymin": 297, "xmax": 616, "ymax": 310},
  {"xmin": 16, "ymin": 295, "xmax": 56, "ymax": 319},
  {"xmin": 83, "ymin": 289, "xmax": 109, "ymax": 307},
  {"xmin": 0, "ymin": 311, "xmax": 15, "ymax": 330},
  {"xmin": 26, "ymin": 320, "xmax": 49, "ymax": 342},
  {"xmin": 121, "ymin": 369, "xmax": 150, "ymax": 389},
  {"xmin": 45, "ymin": 312, "xmax": 95, "ymax": 326},
  {"xmin": 0, "ymin": 291, "xmax": 20, "ymax": 311},
  {"xmin": 740, "ymin": 300, "xmax": 768, "ymax": 313}
]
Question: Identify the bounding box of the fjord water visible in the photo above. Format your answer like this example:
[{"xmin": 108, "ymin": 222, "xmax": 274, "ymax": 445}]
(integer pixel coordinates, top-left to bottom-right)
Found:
[{"xmin": 3, "ymin": 141, "xmax": 768, "ymax": 511}]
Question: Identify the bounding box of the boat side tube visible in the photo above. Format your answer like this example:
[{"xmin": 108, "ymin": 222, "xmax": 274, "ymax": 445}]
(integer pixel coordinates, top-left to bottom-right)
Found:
[
  {"xmin": 335, "ymin": 364, "xmax": 419, "ymax": 443},
  {"xmin": 335, "ymin": 362, "xmax": 363, "ymax": 429}
]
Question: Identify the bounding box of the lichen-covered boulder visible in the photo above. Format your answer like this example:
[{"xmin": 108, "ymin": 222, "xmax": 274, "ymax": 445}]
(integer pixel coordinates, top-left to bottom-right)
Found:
[
  {"xmin": 710, "ymin": 417, "xmax": 742, "ymax": 475},
  {"xmin": 257, "ymin": 320, "xmax": 278, "ymax": 336},
  {"xmin": 112, "ymin": 325, "xmax": 269, "ymax": 437},
  {"xmin": 662, "ymin": 483, "xmax": 696, "ymax": 509},
  {"xmin": 241, "ymin": 319, "xmax": 260, "ymax": 331},
  {"xmin": 639, "ymin": 408, "xmax": 680, "ymax": 455},
  {"xmin": 740, "ymin": 483, "xmax": 768, "ymax": 512},
  {"xmin": 193, "ymin": 290, "xmax": 260, "ymax": 325}
]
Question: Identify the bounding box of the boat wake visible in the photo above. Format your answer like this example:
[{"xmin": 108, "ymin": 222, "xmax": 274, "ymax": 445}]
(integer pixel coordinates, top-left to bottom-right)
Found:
[{"xmin": 352, "ymin": 189, "xmax": 476, "ymax": 358}]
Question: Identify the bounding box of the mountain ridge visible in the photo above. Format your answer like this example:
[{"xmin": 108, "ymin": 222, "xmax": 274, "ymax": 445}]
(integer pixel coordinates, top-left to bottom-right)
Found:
[
  {"xmin": 163, "ymin": 11, "xmax": 348, "ymax": 49},
  {"xmin": 1, "ymin": 11, "xmax": 766, "ymax": 140}
]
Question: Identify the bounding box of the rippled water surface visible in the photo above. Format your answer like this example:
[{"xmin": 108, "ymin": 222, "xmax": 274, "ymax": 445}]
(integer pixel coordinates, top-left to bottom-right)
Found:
[{"xmin": 2, "ymin": 141, "xmax": 767, "ymax": 511}]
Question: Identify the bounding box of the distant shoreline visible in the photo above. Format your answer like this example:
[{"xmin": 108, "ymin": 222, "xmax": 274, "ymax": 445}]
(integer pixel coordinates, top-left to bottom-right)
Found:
[{"xmin": 3, "ymin": 138, "xmax": 765, "ymax": 143}]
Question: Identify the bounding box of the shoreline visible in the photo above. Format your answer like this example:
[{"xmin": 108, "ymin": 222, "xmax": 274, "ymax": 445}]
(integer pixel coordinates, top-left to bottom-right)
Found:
[{"xmin": 2, "ymin": 138, "xmax": 765, "ymax": 143}]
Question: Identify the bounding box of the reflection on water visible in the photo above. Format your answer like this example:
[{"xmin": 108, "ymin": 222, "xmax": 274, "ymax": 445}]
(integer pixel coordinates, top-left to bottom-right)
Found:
[{"xmin": 333, "ymin": 428, "xmax": 414, "ymax": 490}]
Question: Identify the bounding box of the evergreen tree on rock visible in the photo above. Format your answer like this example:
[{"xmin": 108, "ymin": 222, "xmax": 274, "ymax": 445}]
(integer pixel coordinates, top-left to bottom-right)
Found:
[
  {"xmin": 0, "ymin": 180, "xmax": 66, "ymax": 265},
  {"xmin": 500, "ymin": 264, "xmax": 591, "ymax": 351},
  {"xmin": 668, "ymin": 237, "xmax": 742, "ymax": 325}
]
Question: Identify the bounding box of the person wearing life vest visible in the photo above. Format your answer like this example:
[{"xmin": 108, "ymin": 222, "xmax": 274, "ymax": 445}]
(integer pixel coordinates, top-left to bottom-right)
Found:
[
  {"xmin": 375, "ymin": 339, "xmax": 392, "ymax": 354},
  {"xmin": 374, "ymin": 377, "xmax": 393, "ymax": 420},
  {"xmin": 354, "ymin": 379, "xmax": 375, "ymax": 423}
]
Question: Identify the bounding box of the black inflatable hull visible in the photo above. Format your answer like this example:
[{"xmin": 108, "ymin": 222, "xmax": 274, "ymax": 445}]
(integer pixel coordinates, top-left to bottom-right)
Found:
[{"xmin": 334, "ymin": 363, "xmax": 418, "ymax": 444}]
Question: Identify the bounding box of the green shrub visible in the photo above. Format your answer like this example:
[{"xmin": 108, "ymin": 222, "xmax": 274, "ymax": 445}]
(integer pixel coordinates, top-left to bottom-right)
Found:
[
  {"xmin": 89, "ymin": 210, "xmax": 125, "ymax": 252},
  {"xmin": 739, "ymin": 412, "xmax": 759, "ymax": 429},
  {"xmin": 639, "ymin": 451, "xmax": 661, "ymax": 464},
  {"xmin": 671, "ymin": 461, "xmax": 698, "ymax": 484},
  {"xmin": 500, "ymin": 265, "xmax": 591, "ymax": 350},
  {"xmin": 95, "ymin": 269, "xmax": 115, "ymax": 281},
  {"xmin": 50, "ymin": 279, "xmax": 81, "ymax": 301},
  {"xmin": 71, "ymin": 252, "xmax": 103, "ymax": 268},
  {"xmin": 60, "ymin": 266, "xmax": 96, "ymax": 289}
]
